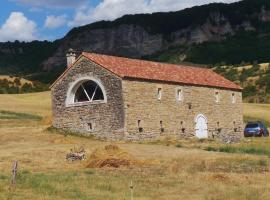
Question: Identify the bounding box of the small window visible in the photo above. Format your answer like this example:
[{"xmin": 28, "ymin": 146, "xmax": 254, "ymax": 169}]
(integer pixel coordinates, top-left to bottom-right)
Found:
[
  {"xmin": 233, "ymin": 121, "xmax": 237, "ymax": 132},
  {"xmin": 157, "ymin": 88, "xmax": 162, "ymax": 100},
  {"xmin": 138, "ymin": 120, "xmax": 143, "ymax": 132},
  {"xmin": 160, "ymin": 121, "xmax": 164, "ymax": 133},
  {"xmin": 180, "ymin": 121, "xmax": 185, "ymax": 133},
  {"xmin": 87, "ymin": 123, "xmax": 94, "ymax": 131},
  {"xmin": 138, "ymin": 120, "xmax": 141, "ymax": 127},
  {"xmin": 215, "ymin": 91, "xmax": 220, "ymax": 103},
  {"xmin": 216, "ymin": 122, "xmax": 221, "ymax": 133},
  {"xmin": 176, "ymin": 89, "xmax": 183, "ymax": 101},
  {"xmin": 232, "ymin": 93, "xmax": 236, "ymax": 104}
]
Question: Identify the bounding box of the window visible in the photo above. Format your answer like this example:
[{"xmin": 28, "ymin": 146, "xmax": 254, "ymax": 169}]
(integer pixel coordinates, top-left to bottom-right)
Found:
[
  {"xmin": 233, "ymin": 121, "xmax": 237, "ymax": 132},
  {"xmin": 138, "ymin": 120, "xmax": 143, "ymax": 132},
  {"xmin": 215, "ymin": 91, "xmax": 220, "ymax": 103},
  {"xmin": 160, "ymin": 121, "xmax": 164, "ymax": 133},
  {"xmin": 87, "ymin": 122, "xmax": 94, "ymax": 131},
  {"xmin": 74, "ymin": 80, "xmax": 104, "ymax": 103},
  {"xmin": 176, "ymin": 89, "xmax": 183, "ymax": 101},
  {"xmin": 138, "ymin": 120, "xmax": 141, "ymax": 127},
  {"xmin": 157, "ymin": 88, "xmax": 162, "ymax": 100},
  {"xmin": 246, "ymin": 123, "xmax": 259, "ymax": 128},
  {"xmin": 180, "ymin": 121, "xmax": 185, "ymax": 133},
  {"xmin": 66, "ymin": 77, "xmax": 107, "ymax": 106},
  {"xmin": 232, "ymin": 93, "xmax": 236, "ymax": 104}
]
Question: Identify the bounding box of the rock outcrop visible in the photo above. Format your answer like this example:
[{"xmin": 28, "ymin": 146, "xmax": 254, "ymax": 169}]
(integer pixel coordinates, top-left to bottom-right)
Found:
[{"xmin": 42, "ymin": 1, "xmax": 270, "ymax": 70}]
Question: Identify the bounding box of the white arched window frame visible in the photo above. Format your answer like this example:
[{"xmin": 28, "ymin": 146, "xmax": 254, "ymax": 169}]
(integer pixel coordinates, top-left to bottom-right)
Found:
[{"xmin": 66, "ymin": 76, "xmax": 107, "ymax": 107}]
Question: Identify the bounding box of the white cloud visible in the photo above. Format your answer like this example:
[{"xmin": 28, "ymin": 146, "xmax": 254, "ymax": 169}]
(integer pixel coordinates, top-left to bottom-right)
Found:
[
  {"xmin": 0, "ymin": 12, "xmax": 37, "ymax": 42},
  {"xmin": 10, "ymin": 0, "xmax": 87, "ymax": 8},
  {"xmin": 69, "ymin": 0, "xmax": 240, "ymax": 27},
  {"xmin": 45, "ymin": 15, "xmax": 67, "ymax": 29}
]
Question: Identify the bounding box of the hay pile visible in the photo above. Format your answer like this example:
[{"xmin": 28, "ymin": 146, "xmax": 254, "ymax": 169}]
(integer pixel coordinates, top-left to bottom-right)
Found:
[{"xmin": 86, "ymin": 145, "xmax": 139, "ymax": 168}]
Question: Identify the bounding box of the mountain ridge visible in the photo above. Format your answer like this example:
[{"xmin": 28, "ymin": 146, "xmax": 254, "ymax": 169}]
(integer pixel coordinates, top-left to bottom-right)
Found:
[{"xmin": 42, "ymin": 0, "xmax": 270, "ymax": 71}]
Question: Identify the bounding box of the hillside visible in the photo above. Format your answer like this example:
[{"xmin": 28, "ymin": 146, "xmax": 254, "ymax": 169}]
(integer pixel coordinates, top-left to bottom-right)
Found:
[
  {"xmin": 214, "ymin": 62, "xmax": 270, "ymax": 103},
  {"xmin": 0, "ymin": 75, "xmax": 48, "ymax": 94},
  {"xmin": 1, "ymin": 0, "xmax": 270, "ymax": 99}
]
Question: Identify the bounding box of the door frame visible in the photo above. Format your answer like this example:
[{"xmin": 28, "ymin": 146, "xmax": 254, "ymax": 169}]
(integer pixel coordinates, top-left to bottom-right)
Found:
[{"xmin": 195, "ymin": 114, "xmax": 208, "ymax": 138}]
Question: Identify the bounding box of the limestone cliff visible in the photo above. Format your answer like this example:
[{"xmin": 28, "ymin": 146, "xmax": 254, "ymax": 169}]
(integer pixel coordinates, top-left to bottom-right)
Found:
[{"xmin": 42, "ymin": 0, "xmax": 270, "ymax": 70}]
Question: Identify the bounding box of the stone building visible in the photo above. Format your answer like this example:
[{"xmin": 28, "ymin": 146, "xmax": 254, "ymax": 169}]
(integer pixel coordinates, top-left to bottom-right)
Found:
[{"xmin": 50, "ymin": 51, "xmax": 243, "ymax": 140}]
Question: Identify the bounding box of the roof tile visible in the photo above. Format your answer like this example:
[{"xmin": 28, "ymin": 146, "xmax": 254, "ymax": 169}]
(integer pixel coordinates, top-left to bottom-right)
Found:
[{"xmin": 82, "ymin": 52, "xmax": 242, "ymax": 90}]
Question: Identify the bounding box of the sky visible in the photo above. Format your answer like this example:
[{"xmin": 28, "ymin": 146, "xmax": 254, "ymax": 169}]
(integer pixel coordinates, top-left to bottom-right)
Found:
[{"xmin": 0, "ymin": 0, "xmax": 240, "ymax": 42}]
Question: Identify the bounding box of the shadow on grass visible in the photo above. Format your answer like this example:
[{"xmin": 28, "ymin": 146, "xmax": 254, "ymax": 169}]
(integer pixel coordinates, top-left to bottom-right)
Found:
[
  {"xmin": 204, "ymin": 145, "xmax": 270, "ymax": 156},
  {"xmin": 46, "ymin": 126, "xmax": 98, "ymax": 140},
  {"xmin": 0, "ymin": 110, "xmax": 42, "ymax": 121}
]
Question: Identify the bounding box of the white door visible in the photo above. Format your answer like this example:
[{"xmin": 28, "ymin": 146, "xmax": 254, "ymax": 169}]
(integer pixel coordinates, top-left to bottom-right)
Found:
[{"xmin": 195, "ymin": 114, "xmax": 208, "ymax": 138}]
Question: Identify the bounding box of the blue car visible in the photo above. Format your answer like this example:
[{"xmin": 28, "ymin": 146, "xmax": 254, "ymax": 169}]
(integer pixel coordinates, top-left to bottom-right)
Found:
[{"xmin": 244, "ymin": 122, "xmax": 269, "ymax": 137}]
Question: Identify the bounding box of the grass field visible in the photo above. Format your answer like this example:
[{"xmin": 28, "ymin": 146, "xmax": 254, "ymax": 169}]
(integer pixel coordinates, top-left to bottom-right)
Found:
[
  {"xmin": 243, "ymin": 103, "xmax": 270, "ymax": 127},
  {"xmin": 1, "ymin": 92, "xmax": 270, "ymax": 200}
]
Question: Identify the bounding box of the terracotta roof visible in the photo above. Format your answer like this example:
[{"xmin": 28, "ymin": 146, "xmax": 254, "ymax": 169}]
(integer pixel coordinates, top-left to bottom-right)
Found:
[
  {"xmin": 50, "ymin": 52, "xmax": 242, "ymax": 90},
  {"xmin": 82, "ymin": 52, "xmax": 242, "ymax": 90}
]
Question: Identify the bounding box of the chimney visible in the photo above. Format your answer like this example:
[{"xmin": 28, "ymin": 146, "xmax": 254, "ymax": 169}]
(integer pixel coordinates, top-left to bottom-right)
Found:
[{"xmin": 66, "ymin": 48, "xmax": 76, "ymax": 68}]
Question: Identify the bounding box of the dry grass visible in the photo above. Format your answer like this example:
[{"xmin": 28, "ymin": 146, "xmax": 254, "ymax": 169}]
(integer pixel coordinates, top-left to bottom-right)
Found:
[
  {"xmin": 0, "ymin": 75, "xmax": 33, "ymax": 87},
  {"xmin": 0, "ymin": 92, "xmax": 270, "ymax": 199},
  {"xmin": 0, "ymin": 91, "xmax": 51, "ymax": 116},
  {"xmin": 236, "ymin": 63, "xmax": 269, "ymax": 72},
  {"xmin": 243, "ymin": 103, "xmax": 270, "ymax": 127}
]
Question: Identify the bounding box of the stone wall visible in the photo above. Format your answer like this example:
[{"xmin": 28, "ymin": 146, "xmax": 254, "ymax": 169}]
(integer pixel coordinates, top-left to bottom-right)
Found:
[
  {"xmin": 51, "ymin": 58, "xmax": 125, "ymax": 139},
  {"xmin": 122, "ymin": 78, "xmax": 243, "ymax": 139}
]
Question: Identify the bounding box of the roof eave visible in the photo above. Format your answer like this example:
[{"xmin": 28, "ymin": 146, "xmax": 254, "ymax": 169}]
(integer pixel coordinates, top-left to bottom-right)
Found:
[{"xmin": 122, "ymin": 76, "xmax": 243, "ymax": 91}]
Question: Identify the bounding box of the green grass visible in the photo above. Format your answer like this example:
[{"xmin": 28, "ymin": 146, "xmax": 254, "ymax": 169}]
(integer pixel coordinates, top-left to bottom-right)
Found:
[
  {"xmin": 0, "ymin": 110, "xmax": 42, "ymax": 120},
  {"xmin": 1, "ymin": 162, "xmax": 269, "ymax": 200},
  {"xmin": 204, "ymin": 145, "xmax": 270, "ymax": 156}
]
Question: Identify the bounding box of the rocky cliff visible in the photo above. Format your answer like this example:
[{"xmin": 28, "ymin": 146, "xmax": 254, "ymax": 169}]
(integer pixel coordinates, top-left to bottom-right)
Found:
[{"xmin": 42, "ymin": 0, "xmax": 270, "ymax": 70}]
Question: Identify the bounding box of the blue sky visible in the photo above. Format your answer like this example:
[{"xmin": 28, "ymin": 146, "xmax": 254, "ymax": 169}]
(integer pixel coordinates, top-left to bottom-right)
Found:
[{"xmin": 0, "ymin": 0, "xmax": 239, "ymax": 42}]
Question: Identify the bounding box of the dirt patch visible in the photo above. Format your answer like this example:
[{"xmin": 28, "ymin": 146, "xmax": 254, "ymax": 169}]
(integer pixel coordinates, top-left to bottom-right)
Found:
[
  {"xmin": 211, "ymin": 173, "xmax": 229, "ymax": 181},
  {"xmin": 50, "ymin": 137, "xmax": 75, "ymax": 144},
  {"xmin": 86, "ymin": 144, "xmax": 156, "ymax": 168}
]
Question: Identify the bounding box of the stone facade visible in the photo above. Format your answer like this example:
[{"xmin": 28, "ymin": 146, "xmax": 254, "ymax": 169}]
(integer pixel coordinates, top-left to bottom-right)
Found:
[
  {"xmin": 51, "ymin": 57, "xmax": 243, "ymax": 141},
  {"xmin": 51, "ymin": 57, "xmax": 125, "ymax": 139},
  {"xmin": 122, "ymin": 79, "xmax": 243, "ymax": 139}
]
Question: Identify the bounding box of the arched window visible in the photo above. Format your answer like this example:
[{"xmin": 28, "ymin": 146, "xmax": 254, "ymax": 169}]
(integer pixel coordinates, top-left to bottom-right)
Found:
[
  {"xmin": 74, "ymin": 80, "xmax": 104, "ymax": 103},
  {"xmin": 66, "ymin": 77, "xmax": 106, "ymax": 106}
]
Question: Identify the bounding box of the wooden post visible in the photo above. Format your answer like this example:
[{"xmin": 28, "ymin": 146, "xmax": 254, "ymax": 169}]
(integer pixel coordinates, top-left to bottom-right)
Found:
[
  {"xmin": 130, "ymin": 180, "xmax": 134, "ymax": 200},
  {"xmin": 11, "ymin": 161, "xmax": 18, "ymax": 186}
]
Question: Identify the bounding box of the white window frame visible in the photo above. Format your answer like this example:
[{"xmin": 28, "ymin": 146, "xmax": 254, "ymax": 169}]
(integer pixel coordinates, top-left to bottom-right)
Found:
[
  {"xmin": 232, "ymin": 92, "xmax": 236, "ymax": 104},
  {"xmin": 215, "ymin": 91, "xmax": 220, "ymax": 103},
  {"xmin": 157, "ymin": 88, "xmax": 162, "ymax": 100},
  {"xmin": 66, "ymin": 76, "xmax": 107, "ymax": 107},
  {"xmin": 176, "ymin": 88, "xmax": 183, "ymax": 102}
]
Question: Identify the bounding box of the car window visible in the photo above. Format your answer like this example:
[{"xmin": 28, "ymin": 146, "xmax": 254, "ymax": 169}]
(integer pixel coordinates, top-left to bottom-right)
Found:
[{"xmin": 246, "ymin": 123, "xmax": 259, "ymax": 128}]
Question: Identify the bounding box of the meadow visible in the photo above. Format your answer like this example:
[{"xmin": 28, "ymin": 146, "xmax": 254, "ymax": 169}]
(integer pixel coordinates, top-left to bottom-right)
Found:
[{"xmin": 0, "ymin": 92, "xmax": 270, "ymax": 200}]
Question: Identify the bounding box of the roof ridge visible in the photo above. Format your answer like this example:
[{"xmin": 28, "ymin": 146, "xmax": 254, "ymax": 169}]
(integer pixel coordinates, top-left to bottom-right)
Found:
[{"xmin": 82, "ymin": 52, "xmax": 209, "ymax": 71}]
